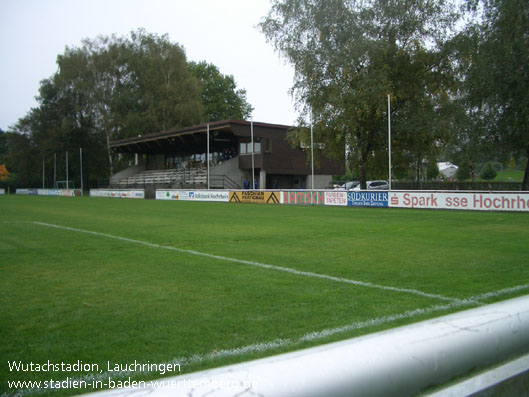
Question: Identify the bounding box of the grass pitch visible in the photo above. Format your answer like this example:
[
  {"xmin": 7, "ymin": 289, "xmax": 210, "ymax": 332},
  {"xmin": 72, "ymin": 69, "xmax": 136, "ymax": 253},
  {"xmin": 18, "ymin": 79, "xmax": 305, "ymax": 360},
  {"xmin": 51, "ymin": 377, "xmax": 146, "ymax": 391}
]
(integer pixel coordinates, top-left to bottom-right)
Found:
[{"xmin": 1, "ymin": 195, "xmax": 529, "ymax": 395}]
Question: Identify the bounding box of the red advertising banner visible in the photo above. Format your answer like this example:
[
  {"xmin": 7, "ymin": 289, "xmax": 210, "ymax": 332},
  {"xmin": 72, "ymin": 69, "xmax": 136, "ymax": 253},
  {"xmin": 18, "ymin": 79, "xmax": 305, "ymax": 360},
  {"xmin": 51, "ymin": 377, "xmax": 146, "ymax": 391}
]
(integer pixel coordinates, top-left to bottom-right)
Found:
[
  {"xmin": 282, "ymin": 191, "xmax": 325, "ymax": 205},
  {"xmin": 389, "ymin": 192, "xmax": 529, "ymax": 212}
]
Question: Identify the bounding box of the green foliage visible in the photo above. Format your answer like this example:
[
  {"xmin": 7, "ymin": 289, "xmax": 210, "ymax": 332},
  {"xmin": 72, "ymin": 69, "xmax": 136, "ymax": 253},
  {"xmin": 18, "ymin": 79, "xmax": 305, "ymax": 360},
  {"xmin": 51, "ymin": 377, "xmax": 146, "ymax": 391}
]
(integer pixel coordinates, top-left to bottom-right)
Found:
[
  {"xmin": 261, "ymin": 0, "xmax": 460, "ymax": 188},
  {"xmin": 8, "ymin": 29, "xmax": 253, "ymax": 183},
  {"xmin": 426, "ymin": 162, "xmax": 440, "ymax": 180},
  {"xmin": 189, "ymin": 61, "xmax": 253, "ymax": 122},
  {"xmin": 480, "ymin": 162, "xmax": 497, "ymax": 181},
  {"xmin": 464, "ymin": 0, "xmax": 529, "ymax": 189},
  {"xmin": 455, "ymin": 161, "xmax": 472, "ymax": 181}
]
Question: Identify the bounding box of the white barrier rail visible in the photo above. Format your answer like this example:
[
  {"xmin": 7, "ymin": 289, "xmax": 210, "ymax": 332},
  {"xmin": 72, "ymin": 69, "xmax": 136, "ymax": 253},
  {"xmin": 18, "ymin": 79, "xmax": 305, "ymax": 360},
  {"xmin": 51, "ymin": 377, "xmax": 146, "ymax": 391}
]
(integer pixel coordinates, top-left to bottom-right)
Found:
[{"xmin": 88, "ymin": 295, "xmax": 529, "ymax": 396}]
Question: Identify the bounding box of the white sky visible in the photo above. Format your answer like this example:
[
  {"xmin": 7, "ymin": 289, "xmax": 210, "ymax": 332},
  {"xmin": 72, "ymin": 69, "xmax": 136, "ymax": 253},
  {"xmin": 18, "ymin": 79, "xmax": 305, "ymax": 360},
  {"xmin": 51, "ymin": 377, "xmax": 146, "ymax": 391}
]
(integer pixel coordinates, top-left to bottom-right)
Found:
[{"xmin": 0, "ymin": 0, "xmax": 297, "ymax": 132}]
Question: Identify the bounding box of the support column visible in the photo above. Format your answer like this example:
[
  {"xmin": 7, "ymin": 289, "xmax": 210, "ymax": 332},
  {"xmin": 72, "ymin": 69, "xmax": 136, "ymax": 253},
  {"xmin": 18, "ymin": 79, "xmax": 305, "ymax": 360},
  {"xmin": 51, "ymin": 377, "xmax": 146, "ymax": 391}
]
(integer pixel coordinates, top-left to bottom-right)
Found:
[{"xmin": 259, "ymin": 170, "xmax": 266, "ymax": 190}]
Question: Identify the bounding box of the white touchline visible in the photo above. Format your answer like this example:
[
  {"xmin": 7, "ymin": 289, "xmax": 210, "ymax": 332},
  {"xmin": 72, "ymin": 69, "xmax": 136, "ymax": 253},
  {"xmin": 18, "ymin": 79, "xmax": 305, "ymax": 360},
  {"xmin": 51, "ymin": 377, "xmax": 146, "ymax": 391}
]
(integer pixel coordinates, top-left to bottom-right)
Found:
[
  {"xmin": 33, "ymin": 221, "xmax": 458, "ymax": 302},
  {"xmin": 13, "ymin": 282, "xmax": 529, "ymax": 397}
]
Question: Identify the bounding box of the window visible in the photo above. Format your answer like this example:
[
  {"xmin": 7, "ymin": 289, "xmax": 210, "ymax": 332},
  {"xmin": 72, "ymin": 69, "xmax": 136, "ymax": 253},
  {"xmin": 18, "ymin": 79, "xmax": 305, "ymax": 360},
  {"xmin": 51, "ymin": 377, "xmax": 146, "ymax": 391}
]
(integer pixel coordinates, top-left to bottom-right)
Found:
[
  {"xmin": 264, "ymin": 138, "xmax": 272, "ymax": 153},
  {"xmin": 239, "ymin": 139, "xmax": 261, "ymax": 154}
]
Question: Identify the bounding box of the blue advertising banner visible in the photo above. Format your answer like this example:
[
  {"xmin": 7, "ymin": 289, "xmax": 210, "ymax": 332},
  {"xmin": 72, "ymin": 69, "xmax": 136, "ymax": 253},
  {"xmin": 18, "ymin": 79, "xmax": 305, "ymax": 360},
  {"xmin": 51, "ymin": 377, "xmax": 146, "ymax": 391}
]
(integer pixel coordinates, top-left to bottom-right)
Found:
[{"xmin": 347, "ymin": 191, "xmax": 388, "ymax": 207}]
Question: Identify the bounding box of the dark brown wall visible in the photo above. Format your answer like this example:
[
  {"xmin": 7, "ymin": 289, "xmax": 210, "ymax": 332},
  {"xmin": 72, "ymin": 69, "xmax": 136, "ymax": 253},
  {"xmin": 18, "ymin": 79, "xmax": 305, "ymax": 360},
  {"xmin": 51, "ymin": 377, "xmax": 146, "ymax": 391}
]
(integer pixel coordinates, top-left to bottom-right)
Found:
[{"xmin": 236, "ymin": 124, "xmax": 344, "ymax": 175}]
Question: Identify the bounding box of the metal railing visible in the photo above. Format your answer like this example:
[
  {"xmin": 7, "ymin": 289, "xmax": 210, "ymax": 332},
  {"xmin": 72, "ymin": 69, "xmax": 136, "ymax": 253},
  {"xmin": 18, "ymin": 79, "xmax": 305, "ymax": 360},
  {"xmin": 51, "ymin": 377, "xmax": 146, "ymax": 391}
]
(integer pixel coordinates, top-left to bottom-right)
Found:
[{"xmin": 87, "ymin": 294, "xmax": 529, "ymax": 396}]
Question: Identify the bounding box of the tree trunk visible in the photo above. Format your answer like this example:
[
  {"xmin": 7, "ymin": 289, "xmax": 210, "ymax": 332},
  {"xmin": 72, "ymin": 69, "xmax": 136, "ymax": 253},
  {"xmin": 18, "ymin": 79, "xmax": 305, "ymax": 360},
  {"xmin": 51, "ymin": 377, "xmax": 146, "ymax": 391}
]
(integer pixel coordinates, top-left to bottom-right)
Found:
[
  {"xmin": 106, "ymin": 131, "xmax": 114, "ymax": 177},
  {"xmin": 358, "ymin": 150, "xmax": 367, "ymax": 189},
  {"xmin": 522, "ymin": 147, "xmax": 529, "ymax": 191},
  {"xmin": 415, "ymin": 159, "xmax": 421, "ymax": 189}
]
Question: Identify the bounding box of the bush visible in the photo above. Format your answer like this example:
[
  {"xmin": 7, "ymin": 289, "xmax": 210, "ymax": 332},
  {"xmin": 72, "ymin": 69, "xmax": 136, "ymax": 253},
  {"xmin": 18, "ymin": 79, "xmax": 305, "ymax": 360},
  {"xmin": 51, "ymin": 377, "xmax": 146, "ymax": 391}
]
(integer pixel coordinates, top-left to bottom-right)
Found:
[
  {"xmin": 456, "ymin": 165, "xmax": 471, "ymax": 181},
  {"xmin": 480, "ymin": 162, "xmax": 497, "ymax": 181}
]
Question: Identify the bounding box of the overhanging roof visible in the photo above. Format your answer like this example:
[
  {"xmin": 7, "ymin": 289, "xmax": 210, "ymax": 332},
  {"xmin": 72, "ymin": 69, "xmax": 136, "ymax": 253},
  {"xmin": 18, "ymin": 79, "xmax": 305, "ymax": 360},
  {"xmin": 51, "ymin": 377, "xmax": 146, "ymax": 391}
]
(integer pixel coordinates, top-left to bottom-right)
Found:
[{"xmin": 110, "ymin": 120, "xmax": 292, "ymax": 155}]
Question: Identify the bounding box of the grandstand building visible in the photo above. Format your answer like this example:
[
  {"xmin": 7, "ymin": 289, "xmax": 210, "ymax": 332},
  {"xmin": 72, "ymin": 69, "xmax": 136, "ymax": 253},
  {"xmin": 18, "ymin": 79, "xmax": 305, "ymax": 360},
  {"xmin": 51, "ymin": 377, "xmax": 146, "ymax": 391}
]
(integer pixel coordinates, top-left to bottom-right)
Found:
[{"xmin": 109, "ymin": 120, "xmax": 344, "ymax": 190}]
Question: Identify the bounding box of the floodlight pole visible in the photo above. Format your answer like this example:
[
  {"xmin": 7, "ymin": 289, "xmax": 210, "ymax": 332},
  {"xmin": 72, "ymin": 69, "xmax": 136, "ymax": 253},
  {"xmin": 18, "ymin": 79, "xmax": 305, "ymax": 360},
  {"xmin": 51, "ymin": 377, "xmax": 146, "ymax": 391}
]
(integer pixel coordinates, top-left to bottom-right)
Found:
[
  {"xmin": 66, "ymin": 151, "xmax": 69, "ymax": 190},
  {"xmin": 388, "ymin": 94, "xmax": 392, "ymax": 191},
  {"xmin": 251, "ymin": 120, "xmax": 255, "ymax": 190},
  {"xmin": 311, "ymin": 112, "xmax": 314, "ymax": 191},
  {"xmin": 80, "ymin": 147, "xmax": 83, "ymax": 195},
  {"xmin": 42, "ymin": 157, "xmax": 45, "ymax": 189},
  {"xmin": 207, "ymin": 124, "xmax": 210, "ymax": 190},
  {"xmin": 53, "ymin": 153, "xmax": 56, "ymax": 189}
]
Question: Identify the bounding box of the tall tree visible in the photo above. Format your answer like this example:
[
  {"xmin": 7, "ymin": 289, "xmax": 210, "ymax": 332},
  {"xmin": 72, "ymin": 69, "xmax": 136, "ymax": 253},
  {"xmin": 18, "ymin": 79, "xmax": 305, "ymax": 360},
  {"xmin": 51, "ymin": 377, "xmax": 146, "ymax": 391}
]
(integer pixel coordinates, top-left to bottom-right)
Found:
[
  {"xmin": 127, "ymin": 30, "xmax": 203, "ymax": 134},
  {"xmin": 0, "ymin": 129, "xmax": 7, "ymax": 164},
  {"xmin": 10, "ymin": 29, "xmax": 253, "ymax": 184},
  {"xmin": 189, "ymin": 61, "xmax": 253, "ymax": 122},
  {"xmin": 261, "ymin": 0, "xmax": 459, "ymax": 188},
  {"xmin": 56, "ymin": 30, "xmax": 203, "ymax": 175},
  {"xmin": 465, "ymin": 0, "xmax": 529, "ymax": 189}
]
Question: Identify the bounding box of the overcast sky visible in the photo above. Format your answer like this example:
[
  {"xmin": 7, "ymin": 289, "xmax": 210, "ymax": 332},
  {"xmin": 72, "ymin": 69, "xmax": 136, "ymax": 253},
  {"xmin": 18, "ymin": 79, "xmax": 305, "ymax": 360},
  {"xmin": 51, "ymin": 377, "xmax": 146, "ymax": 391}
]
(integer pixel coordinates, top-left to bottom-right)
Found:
[{"xmin": 0, "ymin": 0, "xmax": 298, "ymax": 132}]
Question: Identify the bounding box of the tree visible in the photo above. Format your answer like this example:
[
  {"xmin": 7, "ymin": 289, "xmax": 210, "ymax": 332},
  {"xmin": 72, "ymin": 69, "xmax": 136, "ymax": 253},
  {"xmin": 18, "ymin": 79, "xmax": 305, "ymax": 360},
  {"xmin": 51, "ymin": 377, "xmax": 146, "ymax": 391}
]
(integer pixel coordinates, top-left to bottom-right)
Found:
[
  {"xmin": 261, "ymin": 0, "xmax": 459, "ymax": 188},
  {"xmin": 465, "ymin": 0, "xmax": 529, "ymax": 189},
  {"xmin": 455, "ymin": 161, "xmax": 472, "ymax": 181},
  {"xmin": 3, "ymin": 130, "xmax": 39, "ymax": 187},
  {"xmin": 480, "ymin": 161, "xmax": 497, "ymax": 181},
  {"xmin": 0, "ymin": 164, "xmax": 9, "ymax": 181},
  {"xmin": 427, "ymin": 162, "xmax": 440, "ymax": 181},
  {"xmin": 55, "ymin": 30, "xmax": 203, "ymax": 176},
  {"xmin": 11, "ymin": 29, "xmax": 254, "ymax": 184},
  {"xmin": 126, "ymin": 30, "xmax": 203, "ymax": 134},
  {"xmin": 189, "ymin": 61, "xmax": 253, "ymax": 122}
]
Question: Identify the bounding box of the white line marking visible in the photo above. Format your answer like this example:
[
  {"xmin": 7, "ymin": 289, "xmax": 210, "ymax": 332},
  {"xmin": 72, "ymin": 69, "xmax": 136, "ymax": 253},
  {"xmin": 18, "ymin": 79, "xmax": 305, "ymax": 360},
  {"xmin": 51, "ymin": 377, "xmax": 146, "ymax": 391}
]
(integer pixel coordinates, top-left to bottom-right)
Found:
[
  {"xmin": 14, "ymin": 283, "xmax": 529, "ymax": 396},
  {"xmin": 33, "ymin": 221, "xmax": 458, "ymax": 302}
]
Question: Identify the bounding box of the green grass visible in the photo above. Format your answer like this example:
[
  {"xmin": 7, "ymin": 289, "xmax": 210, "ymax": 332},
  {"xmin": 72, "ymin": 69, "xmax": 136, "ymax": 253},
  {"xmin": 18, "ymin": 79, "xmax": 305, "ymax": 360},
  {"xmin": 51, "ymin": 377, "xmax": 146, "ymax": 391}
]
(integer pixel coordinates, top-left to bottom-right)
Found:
[
  {"xmin": 491, "ymin": 168, "xmax": 524, "ymax": 182},
  {"xmin": 1, "ymin": 195, "xmax": 529, "ymax": 395},
  {"xmin": 476, "ymin": 167, "xmax": 525, "ymax": 182}
]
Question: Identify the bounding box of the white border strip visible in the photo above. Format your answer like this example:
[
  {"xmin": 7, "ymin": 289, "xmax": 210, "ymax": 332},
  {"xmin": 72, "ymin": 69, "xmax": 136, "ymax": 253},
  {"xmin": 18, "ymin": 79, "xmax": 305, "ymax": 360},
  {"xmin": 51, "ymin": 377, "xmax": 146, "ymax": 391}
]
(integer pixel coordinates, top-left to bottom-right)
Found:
[
  {"xmin": 425, "ymin": 352, "xmax": 529, "ymax": 396},
  {"xmin": 32, "ymin": 221, "xmax": 458, "ymax": 302},
  {"xmin": 86, "ymin": 294, "xmax": 529, "ymax": 397},
  {"xmin": 10, "ymin": 283, "xmax": 529, "ymax": 396}
]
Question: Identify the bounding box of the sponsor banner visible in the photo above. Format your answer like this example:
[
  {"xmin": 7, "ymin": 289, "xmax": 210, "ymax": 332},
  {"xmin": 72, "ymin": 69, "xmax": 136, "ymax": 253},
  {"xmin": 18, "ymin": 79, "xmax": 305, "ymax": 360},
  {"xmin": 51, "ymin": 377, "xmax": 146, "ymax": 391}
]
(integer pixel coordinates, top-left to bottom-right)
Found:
[
  {"xmin": 348, "ymin": 191, "xmax": 388, "ymax": 207},
  {"xmin": 156, "ymin": 190, "xmax": 181, "ymax": 200},
  {"xmin": 229, "ymin": 191, "xmax": 280, "ymax": 204},
  {"xmin": 90, "ymin": 189, "xmax": 107, "ymax": 198},
  {"xmin": 389, "ymin": 192, "xmax": 529, "ymax": 212},
  {"xmin": 59, "ymin": 189, "xmax": 82, "ymax": 197},
  {"xmin": 325, "ymin": 191, "xmax": 347, "ymax": 206},
  {"xmin": 90, "ymin": 189, "xmax": 144, "ymax": 199},
  {"xmin": 157, "ymin": 190, "xmax": 229, "ymax": 202},
  {"xmin": 281, "ymin": 191, "xmax": 325, "ymax": 205},
  {"xmin": 17, "ymin": 188, "xmax": 81, "ymax": 196}
]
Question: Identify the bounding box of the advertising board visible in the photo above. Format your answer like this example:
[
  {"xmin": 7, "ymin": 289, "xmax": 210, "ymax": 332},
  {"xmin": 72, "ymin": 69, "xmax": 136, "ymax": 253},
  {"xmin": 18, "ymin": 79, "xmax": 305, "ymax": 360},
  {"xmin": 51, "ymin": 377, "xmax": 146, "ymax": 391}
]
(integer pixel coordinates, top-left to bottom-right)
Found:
[
  {"xmin": 324, "ymin": 191, "xmax": 347, "ymax": 206},
  {"xmin": 229, "ymin": 191, "xmax": 280, "ymax": 204},
  {"xmin": 389, "ymin": 191, "xmax": 529, "ymax": 212},
  {"xmin": 347, "ymin": 191, "xmax": 388, "ymax": 207},
  {"xmin": 90, "ymin": 189, "xmax": 144, "ymax": 199},
  {"xmin": 17, "ymin": 188, "xmax": 82, "ymax": 196},
  {"xmin": 281, "ymin": 191, "xmax": 325, "ymax": 205},
  {"xmin": 156, "ymin": 190, "xmax": 229, "ymax": 202}
]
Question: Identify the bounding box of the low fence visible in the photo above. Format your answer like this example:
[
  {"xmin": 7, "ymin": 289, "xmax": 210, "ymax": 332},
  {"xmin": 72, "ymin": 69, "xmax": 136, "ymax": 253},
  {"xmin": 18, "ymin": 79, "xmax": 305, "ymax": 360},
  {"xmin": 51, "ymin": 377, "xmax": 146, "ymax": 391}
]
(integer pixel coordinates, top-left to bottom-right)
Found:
[
  {"xmin": 152, "ymin": 189, "xmax": 529, "ymax": 212},
  {"xmin": 15, "ymin": 187, "xmax": 529, "ymax": 212},
  {"xmin": 15, "ymin": 188, "xmax": 82, "ymax": 197},
  {"xmin": 88, "ymin": 294, "xmax": 529, "ymax": 396},
  {"xmin": 90, "ymin": 189, "xmax": 145, "ymax": 199}
]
